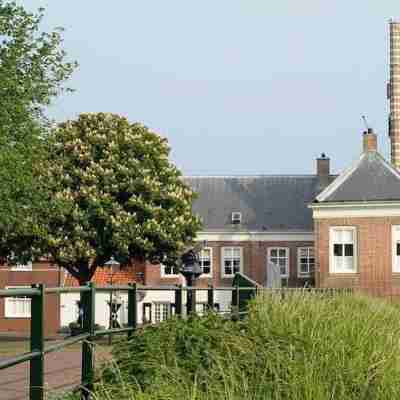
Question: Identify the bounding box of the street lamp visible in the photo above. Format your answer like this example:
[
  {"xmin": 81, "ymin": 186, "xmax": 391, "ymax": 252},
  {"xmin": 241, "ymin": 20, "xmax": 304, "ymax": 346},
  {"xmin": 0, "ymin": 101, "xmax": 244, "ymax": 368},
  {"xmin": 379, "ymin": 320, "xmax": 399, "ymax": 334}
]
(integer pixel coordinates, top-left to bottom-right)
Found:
[
  {"xmin": 105, "ymin": 257, "xmax": 121, "ymax": 344},
  {"xmin": 180, "ymin": 248, "xmax": 203, "ymax": 315}
]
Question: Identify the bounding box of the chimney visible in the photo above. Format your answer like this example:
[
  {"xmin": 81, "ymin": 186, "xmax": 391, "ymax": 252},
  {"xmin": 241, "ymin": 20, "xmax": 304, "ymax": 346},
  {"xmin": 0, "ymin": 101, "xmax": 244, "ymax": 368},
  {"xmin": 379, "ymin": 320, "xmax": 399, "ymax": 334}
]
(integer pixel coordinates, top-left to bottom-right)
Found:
[
  {"xmin": 317, "ymin": 153, "xmax": 330, "ymax": 176},
  {"xmin": 363, "ymin": 128, "xmax": 377, "ymax": 153},
  {"xmin": 389, "ymin": 20, "xmax": 400, "ymax": 167}
]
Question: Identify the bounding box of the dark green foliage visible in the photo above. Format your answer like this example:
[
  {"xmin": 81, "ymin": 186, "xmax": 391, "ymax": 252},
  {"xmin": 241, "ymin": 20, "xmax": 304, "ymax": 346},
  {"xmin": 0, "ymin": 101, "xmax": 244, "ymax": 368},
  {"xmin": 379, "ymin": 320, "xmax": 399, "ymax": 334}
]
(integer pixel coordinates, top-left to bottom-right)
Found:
[
  {"xmin": 104, "ymin": 313, "xmax": 244, "ymax": 392},
  {"xmin": 0, "ymin": 1, "xmax": 76, "ymax": 264}
]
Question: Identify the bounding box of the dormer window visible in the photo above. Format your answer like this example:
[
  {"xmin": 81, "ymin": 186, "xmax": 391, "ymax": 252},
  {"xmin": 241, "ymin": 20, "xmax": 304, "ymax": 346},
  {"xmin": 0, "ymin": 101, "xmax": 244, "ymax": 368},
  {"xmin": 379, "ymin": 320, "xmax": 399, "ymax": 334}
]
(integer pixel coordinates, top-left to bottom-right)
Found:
[{"xmin": 231, "ymin": 212, "xmax": 242, "ymax": 225}]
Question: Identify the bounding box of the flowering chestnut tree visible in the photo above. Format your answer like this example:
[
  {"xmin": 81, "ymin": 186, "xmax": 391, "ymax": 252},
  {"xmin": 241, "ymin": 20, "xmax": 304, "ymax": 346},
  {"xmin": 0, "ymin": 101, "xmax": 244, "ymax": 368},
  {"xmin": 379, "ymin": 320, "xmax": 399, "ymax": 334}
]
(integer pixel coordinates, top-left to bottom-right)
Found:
[{"xmin": 40, "ymin": 113, "xmax": 201, "ymax": 284}]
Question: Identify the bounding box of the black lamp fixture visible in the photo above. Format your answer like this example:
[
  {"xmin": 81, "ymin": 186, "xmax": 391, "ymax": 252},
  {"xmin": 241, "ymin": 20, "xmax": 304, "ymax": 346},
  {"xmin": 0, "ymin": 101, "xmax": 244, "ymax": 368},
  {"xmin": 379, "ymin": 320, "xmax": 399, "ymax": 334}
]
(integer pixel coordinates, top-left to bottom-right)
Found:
[
  {"xmin": 180, "ymin": 248, "xmax": 203, "ymax": 315},
  {"xmin": 105, "ymin": 256, "xmax": 121, "ymax": 344}
]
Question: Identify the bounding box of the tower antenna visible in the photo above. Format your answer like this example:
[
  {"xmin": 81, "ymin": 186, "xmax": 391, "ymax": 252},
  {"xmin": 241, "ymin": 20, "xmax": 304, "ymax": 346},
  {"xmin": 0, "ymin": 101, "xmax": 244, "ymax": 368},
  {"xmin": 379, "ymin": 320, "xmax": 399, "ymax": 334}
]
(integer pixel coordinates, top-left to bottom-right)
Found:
[{"xmin": 362, "ymin": 115, "xmax": 370, "ymax": 131}]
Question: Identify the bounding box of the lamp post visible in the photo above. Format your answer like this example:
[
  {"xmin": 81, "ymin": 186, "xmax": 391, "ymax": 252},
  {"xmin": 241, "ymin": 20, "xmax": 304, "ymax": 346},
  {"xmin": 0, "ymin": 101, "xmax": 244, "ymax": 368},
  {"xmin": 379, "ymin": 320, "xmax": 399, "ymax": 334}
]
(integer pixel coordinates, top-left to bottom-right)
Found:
[
  {"xmin": 180, "ymin": 249, "xmax": 203, "ymax": 315},
  {"xmin": 105, "ymin": 256, "xmax": 120, "ymax": 344}
]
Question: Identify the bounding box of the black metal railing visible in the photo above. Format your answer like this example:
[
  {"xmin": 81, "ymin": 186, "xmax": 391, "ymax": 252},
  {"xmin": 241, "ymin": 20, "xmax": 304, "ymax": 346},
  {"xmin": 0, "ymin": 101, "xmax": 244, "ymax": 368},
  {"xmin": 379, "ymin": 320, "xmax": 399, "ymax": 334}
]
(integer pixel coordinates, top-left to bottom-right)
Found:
[
  {"xmin": 0, "ymin": 282, "xmax": 258, "ymax": 400},
  {"xmin": 0, "ymin": 282, "xmax": 354, "ymax": 400}
]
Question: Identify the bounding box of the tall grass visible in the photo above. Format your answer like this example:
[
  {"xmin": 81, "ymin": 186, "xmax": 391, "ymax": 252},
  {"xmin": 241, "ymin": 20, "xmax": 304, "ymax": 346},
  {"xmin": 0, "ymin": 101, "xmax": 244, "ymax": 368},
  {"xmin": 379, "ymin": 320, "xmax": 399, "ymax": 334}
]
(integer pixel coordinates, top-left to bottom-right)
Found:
[{"xmin": 78, "ymin": 293, "xmax": 400, "ymax": 399}]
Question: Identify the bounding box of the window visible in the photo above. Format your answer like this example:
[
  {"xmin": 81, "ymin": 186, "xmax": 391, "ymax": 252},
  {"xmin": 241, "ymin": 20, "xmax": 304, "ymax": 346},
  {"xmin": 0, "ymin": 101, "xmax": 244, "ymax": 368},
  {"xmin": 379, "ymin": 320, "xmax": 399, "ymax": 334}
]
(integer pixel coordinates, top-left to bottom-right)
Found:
[
  {"xmin": 154, "ymin": 303, "xmax": 170, "ymax": 323},
  {"xmin": 268, "ymin": 248, "xmax": 289, "ymax": 278},
  {"xmin": 297, "ymin": 247, "xmax": 315, "ymax": 277},
  {"xmin": 11, "ymin": 262, "xmax": 32, "ymax": 271},
  {"xmin": 231, "ymin": 212, "xmax": 242, "ymax": 224},
  {"xmin": 221, "ymin": 247, "xmax": 243, "ymax": 278},
  {"xmin": 142, "ymin": 303, "xmax": 152, "ymax": 324},
  {"xmin": 329, "ymin": 227, "xmax": 357, "ymax": 273},
  {"xmin": 161, "ymin": 264, "xmax": 180, "ymax": 278},
  {"xmin": 392, "ymin": 226, "xmax": 400, "ymax": 272},
  {"xmin": 199, "ymin": 248, "xmax": 212, "ymax": 276},
  {"xmin": 4, "ymin": 287, "xmax": 31, "ymax": 318}
]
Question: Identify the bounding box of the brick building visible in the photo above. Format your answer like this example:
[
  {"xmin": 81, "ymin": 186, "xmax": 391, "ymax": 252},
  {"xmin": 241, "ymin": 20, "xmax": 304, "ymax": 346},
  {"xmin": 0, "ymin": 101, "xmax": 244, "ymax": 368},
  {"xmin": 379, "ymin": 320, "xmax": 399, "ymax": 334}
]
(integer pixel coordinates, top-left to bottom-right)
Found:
[
  {"xmin": 0, "ymin": 261, "xmax": 62, "ymax": 335},
  {"xmin": 3, "ymin": 20, "xmax": 400, "ymax": 334},
  {"xmin": 310, "ymin": 129, "xmax": 400, "ymax": 293}
]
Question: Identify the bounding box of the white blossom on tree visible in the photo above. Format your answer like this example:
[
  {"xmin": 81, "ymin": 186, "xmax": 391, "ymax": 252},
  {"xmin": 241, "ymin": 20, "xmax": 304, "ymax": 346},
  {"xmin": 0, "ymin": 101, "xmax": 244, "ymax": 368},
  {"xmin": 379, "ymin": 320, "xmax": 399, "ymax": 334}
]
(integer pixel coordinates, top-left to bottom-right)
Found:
[{"xmin": 39, "ymin": 113, "xmax": 201, "ymax": 284}]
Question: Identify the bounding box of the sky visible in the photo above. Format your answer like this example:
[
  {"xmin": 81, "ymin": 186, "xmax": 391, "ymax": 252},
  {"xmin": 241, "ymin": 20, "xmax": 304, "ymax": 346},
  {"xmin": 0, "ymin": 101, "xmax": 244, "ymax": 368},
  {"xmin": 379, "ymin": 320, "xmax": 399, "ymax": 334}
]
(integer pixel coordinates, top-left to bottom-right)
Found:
[{"xmin": 19, "ymin": 1, "xmax": 400, "ymax": 175}]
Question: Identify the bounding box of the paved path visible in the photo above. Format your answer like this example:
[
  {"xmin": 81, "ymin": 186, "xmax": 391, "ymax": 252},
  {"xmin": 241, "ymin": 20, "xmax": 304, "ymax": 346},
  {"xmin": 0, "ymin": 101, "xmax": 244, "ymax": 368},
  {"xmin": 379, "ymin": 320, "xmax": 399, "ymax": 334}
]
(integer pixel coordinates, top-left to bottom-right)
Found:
[{"xmin": 0, "ymin": 349, "xmax": 82, "ymax": 400}]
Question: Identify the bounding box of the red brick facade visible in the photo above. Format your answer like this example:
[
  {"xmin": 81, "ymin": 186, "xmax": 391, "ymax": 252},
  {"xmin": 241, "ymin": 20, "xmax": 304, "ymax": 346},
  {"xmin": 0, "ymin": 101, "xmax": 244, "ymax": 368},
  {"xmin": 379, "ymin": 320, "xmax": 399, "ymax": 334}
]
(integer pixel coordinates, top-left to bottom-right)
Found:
[
  {"xmin": 315, "ymin": 217, "xmax": 400, "ymax": 293},
  {"xmin": 145, "ymin": 240, "xmax": 315, "ymax": 288},
  {"xmin": 0, "ymin": 261, "xmax": 62, "ymax": 335}
]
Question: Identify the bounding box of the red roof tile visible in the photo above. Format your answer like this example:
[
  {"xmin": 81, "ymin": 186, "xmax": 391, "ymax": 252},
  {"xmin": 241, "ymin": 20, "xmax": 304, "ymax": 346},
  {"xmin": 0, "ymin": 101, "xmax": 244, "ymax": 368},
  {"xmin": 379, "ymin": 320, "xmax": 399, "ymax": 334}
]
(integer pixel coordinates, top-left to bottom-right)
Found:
[{"xmin": 63, "ymin": 266, "xmax": 139, "ymax": 287}]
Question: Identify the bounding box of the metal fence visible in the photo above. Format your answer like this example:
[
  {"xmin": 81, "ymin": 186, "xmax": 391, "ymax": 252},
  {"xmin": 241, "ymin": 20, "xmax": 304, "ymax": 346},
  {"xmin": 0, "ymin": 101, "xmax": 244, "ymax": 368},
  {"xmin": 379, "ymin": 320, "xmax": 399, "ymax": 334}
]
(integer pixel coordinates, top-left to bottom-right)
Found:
[
  {"xmin": 0, "ymin": 283, "xmax": 258, "ymax": 400},
  {"xmin": 0, "ymin": 283, "xmax": 370, "ymax": 400}
]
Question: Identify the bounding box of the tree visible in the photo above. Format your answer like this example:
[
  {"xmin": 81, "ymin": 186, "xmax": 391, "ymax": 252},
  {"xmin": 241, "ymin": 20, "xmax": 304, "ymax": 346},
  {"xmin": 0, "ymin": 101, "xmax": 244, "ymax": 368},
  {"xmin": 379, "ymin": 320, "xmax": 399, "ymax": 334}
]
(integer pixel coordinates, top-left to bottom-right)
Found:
[
  {"xmin": 0, "ymin": 1, "xmax": 76, "ymax": 143},
  {"xmin": 0, "ymin": 1, "xmax": 76, "ymax": 264},
  {"xmin": 38, "ymin": 113, "xmax": 201, "ymax": 284}
]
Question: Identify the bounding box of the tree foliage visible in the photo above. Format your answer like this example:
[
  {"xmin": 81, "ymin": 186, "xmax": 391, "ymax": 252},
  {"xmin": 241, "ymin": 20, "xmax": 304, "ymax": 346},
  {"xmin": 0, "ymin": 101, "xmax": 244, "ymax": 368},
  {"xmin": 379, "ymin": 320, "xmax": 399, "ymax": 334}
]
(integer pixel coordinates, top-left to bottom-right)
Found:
[
  {"xmin": 38, "ymin": 113, "xmax": 201, "ymax": 284},
  {"xmin": 0, "ymin": 1, "xmax": 76, "ymax": 263},
  {"xmin": 0, "ymin": 1, "xmax": 76, "ymax": 144}
]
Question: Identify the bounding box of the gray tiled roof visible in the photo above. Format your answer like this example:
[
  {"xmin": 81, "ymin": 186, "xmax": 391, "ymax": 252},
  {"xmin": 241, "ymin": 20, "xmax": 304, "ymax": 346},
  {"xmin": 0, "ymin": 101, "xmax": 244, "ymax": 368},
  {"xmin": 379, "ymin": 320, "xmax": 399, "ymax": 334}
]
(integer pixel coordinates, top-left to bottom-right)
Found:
[
  {"xmin": 184, "ymin": 175, "xmax": 334, "ymax": 232},
  {"xmin": 317, "ymin": 152, "xmax": 400, "ymax": 202}
]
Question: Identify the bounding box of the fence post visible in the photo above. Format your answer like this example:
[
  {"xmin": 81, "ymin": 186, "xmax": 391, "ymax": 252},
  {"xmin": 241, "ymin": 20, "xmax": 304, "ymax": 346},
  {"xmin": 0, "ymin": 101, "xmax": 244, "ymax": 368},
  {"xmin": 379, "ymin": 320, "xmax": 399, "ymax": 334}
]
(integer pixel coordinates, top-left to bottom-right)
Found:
[
  {"xmin": 81, "ymin": 282, "xmax": 95, "ymax": 399},
  {"xmin": 175, "ymin": 284, "xmax": 183, "ymax": 317},
  {"xmin": 207, "ymin": 284, "xmax": 214, "ymax": 311},
  {"xmin": 236, "ymin": 284, "xmax": 240, "ymax": 319},
  {"xmin": 128, "ymin": 283, "xmax": 137, "ymax": 339},
  {"xmin": 30, "ymin": 283, "xmax": 45, "ymax": 400},
  {"xmin": 187, "ymin": 286, "xmax": 196, "ymax": 315}
]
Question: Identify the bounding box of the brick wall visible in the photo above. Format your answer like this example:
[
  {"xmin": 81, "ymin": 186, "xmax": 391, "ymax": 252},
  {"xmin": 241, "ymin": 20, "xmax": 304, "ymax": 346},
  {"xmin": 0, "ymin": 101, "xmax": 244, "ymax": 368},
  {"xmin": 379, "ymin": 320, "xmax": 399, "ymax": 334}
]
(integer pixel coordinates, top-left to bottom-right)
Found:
[
  {"xmin": 145, "ymin": 240, "xmax": 315, "ymax": 288},
  {"xmin": 315, "ymin": 217, "xmax": 400, "ymax": 291},
  {"xmin": 0, "ymin": 261, "xmax": 62, "ymax": 335}
]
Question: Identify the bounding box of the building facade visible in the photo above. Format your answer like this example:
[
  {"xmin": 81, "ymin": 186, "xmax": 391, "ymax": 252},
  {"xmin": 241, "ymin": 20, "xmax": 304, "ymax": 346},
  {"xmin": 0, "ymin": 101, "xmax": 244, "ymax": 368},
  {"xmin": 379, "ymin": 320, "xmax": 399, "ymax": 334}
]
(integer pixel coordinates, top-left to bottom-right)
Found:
[
  {"xmin": 310, "ymin": 130, "xmax": 400, "ymax": 295},
  {"xmin": 0, "ymin": 261, "xmax": 62, "ymax": 335}
]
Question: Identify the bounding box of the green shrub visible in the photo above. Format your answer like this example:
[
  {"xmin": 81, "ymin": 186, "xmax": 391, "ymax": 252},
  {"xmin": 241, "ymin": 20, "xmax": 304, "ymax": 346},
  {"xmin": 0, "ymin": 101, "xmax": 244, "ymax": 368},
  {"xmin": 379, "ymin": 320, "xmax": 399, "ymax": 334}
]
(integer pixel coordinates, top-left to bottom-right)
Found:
[{"xmin": 90, "ymin": 294, "xmax": 400, "ymax": 399}]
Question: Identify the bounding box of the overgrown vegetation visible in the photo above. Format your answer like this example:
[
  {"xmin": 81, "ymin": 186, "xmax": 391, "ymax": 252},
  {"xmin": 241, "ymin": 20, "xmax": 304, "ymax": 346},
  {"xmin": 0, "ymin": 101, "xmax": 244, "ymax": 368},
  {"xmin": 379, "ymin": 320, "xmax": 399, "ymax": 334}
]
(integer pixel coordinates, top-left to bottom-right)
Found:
[{"xmin": 70, "ymin": 293, "xmax": 400, "ymax": 400}]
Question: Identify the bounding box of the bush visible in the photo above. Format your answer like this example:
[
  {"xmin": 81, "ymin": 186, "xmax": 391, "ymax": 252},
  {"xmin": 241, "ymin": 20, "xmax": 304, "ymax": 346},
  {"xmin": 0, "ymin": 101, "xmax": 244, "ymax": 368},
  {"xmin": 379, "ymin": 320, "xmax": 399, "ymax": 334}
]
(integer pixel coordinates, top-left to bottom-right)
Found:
[{"xmin": 92, "ymin": 294, "xmax": 400, "ymax": 399}]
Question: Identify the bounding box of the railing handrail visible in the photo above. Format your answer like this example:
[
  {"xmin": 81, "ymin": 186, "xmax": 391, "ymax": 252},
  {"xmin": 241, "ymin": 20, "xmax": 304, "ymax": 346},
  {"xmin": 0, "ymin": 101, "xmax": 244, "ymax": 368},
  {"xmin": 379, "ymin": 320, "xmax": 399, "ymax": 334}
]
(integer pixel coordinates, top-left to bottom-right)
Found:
[
  {"xmin": 0, "ymin": 282, "xmax": 355, "ymax": 400},
  {"xmin": 0, "ymin": 288, "xmax": 41, "ymax": 298}
]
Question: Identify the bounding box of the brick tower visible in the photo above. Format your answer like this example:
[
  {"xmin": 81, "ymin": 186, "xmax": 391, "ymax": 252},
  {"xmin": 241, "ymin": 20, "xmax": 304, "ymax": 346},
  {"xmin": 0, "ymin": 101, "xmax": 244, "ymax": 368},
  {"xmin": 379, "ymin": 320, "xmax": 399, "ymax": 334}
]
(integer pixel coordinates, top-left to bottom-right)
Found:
[{"xmin": 389, "ymin": 20, "xmax": 400, "ymax": 168}]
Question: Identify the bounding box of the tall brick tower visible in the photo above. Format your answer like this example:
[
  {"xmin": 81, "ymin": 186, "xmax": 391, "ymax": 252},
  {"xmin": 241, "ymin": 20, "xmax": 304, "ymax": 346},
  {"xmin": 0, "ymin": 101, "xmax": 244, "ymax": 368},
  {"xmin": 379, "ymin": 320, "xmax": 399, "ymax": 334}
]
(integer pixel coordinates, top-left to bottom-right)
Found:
[{"xmin": 389, "ymin": 20, "xmax": 400, "ymax": 168}]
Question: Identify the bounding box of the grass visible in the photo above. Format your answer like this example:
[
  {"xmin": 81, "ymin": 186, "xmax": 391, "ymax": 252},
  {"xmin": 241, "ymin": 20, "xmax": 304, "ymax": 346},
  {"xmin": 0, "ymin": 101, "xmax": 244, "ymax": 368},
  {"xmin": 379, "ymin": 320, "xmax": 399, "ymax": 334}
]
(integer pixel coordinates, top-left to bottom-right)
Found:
[{"xmin": 61, "ymin": 293, "xmax": 400, "ymax": 400}]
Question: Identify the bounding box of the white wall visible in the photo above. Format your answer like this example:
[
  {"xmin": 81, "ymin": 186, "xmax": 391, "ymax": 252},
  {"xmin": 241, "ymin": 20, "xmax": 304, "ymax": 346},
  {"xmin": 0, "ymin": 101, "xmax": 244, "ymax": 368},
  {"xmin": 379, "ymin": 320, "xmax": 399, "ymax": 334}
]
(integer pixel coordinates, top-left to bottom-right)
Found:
[{"xmin": 60, "ymin": 288, "xmax": 232, "ymax": 328}]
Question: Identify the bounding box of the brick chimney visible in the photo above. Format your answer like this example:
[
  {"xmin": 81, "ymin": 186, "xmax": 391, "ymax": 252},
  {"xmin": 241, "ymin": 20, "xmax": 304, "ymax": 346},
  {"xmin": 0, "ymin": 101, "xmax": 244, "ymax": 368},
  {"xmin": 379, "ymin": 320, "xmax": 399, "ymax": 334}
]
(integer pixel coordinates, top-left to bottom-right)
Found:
[
  {"xmin": 363, "ymin": 128, "xmax": 377, "ymax": 153},
  {"xmin": 317, "ymin": 153, "xmax": 330, "ymax": 176}
]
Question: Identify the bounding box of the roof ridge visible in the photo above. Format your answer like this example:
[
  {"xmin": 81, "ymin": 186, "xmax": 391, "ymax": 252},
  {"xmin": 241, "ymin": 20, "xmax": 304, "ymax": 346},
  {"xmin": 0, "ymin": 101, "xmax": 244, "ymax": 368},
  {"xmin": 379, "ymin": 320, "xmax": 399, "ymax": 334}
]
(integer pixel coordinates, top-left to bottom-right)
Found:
[
  {"xmin": 315, "ymin": 153, "xmax": 365, "ymax": 202},
  {"xmin": 373, "ymin": 151, "xmax": 400, "ymax": 181},
  {"xmin": 316, "ymin": 151, "xmax": 400, "ymax": 203}
]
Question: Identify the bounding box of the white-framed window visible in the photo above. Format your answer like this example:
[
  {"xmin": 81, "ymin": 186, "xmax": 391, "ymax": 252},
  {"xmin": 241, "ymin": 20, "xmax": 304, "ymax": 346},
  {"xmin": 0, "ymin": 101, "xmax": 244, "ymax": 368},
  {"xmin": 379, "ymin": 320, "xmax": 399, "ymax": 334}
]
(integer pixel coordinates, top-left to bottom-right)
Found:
[
  {"xmin": 160, "ymin": 264, "xmax": 180, "ymax": 278},
  {"xmin": 11, "ymin": 262, "xmax": 33, "ymax": 271},
  {"xmin": 392, "ymin": 225, "xmax": 400, "ymax": 273},
  {"xmin": 268, "ymin": 248, "xmax": 289, "ymax": 278},
  {"xmin": 199, "ymin": 248, "xmax": 212, "ymax": 276},
  {"xmin": 4, "ymin": 286, "xmax": 31, "ymax": 318},
  {"xmin": 231, "ymin": 212, "xmax": 242, "ymax": 224},
  {"xmin": 329, "ymin": 227, "xmax": 357, "ymax": 274},
  {"xmin": 221, "ymin": 247, "xmax": 243, "ymax": 278},
  {"xmin": 297, "ymin": 247, "xmax": 315, "ymax": 277},
  {"xmin": 154, "ymin": 302, "xmax": 170, "ymax": 323}
]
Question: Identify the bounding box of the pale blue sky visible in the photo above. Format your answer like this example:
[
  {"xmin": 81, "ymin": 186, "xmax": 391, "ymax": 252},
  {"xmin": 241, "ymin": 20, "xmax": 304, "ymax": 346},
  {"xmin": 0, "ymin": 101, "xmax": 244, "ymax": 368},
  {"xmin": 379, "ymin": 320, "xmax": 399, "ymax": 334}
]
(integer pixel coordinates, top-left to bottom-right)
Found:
[{"xmin": 20, "ymin": 1, "xmax": 399, "ymax": 175}]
